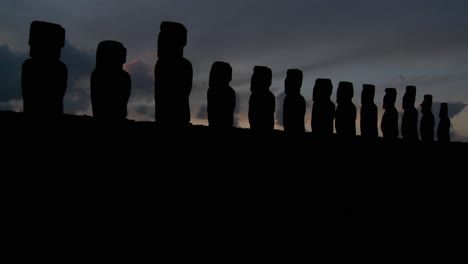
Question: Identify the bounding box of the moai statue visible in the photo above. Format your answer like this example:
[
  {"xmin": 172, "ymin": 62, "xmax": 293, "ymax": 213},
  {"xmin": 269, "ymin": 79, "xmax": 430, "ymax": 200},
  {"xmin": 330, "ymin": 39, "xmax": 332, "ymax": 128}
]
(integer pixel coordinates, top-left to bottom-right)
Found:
[
  {"xmin": 401, "ymin": 86, "xmax": 419, "ymax": 141},
  {"xmin": 437, "ymin": 103, "xmax": 451, "ymax": 143},
  {"xmin": 283, "ymin": 69, "xmax": 306, "ymax": 134},
  {"xmin": 91, "ymin": 40, "xmax": 131, "ymax": 120},
  {"xmin": 22, "ymin": 21, "xmax": 67, "ymax": 118},
  {"xmin": 420, "ymin": 95, "xmax": 435, "ymax": 143},
  {"xmin": 154, "ymin": 21, "xmax": 193, "ymax": 127},
  {"xmin": 335, "ymin": 81, "xmax": 356, "ymax": 137},
  {"xmin": 360, "ymin": 84, "xmax": 378, "ymax": 139},
  {"xmin": 311, "ymin": 78, "xmax": 335, "ymax": 137},
  {"xmin": 248, "ymin": 66, "xmax": 275, "ymax": 132},
  {"xmin": 207, "ymin": 61, "xmax": 236, "ymax": 129},
  {"xmin": 381, "ymin": 88, "xmax": 398, "ymax": 139}
]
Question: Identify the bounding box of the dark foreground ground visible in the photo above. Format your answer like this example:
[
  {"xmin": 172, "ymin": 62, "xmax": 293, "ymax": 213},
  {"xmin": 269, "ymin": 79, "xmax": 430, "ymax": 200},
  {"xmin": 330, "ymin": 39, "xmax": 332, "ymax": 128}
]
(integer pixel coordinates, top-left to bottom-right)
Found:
[{"xmin": 1, "ymin": 110, "xmax": 466, "ymax": 256}]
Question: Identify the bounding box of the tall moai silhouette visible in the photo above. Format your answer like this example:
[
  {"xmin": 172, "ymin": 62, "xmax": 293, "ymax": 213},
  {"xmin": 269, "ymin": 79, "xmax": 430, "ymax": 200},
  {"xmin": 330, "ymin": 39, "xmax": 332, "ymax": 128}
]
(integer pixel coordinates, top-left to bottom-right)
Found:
[
  {"xmin": 248, "ymin": 66, "xmax": 275, "ymax": 132},
  {"xmin": 335, "ymin": 81, "xmax": 356, "ymax": 137},
  {"xmin": 437, "ymin": 103, "xmax": 451, "ymax": 143},
  {"xmin": 283, "ymin": 69, "xmax": 306, "ymax": 134},
  {"xmin": 420, "ymin": 95, "xmax": 435, "ymax": 142},
  {"xmin": 91, "ymin": 41, "xmax": 131, "ymax": 120},
  {"xmin": 401, "ymin": 86, "xmax": 419, "ymax": 141},
  {"xmin": 207, "ymin": 61, "xmax": 236, "ymax": 129},
  {"xmin": 381, "ymin": 88, "xmax": 399, "ymax": 139},
  {"xmin": 360, "ymin": 84, "xmax": 378, "ymax": 139},
  {"xmin": 154, "ymin": 21, "xmax": 193, "ymax": 127},
  {"xmin": 311, "ymin": 78, "xmax": 335, "ymax": 137},
  {"xmin": 22, "ymin": 21, "xmax": 67, "ymax": 118}
]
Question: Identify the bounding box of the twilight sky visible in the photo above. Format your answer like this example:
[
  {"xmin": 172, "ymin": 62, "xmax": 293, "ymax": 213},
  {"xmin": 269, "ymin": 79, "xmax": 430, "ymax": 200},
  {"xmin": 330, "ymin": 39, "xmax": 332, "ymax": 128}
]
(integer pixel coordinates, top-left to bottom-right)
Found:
[{"xmin": 1, "ymin": 0, "xmax": 467, "ymax": 140}]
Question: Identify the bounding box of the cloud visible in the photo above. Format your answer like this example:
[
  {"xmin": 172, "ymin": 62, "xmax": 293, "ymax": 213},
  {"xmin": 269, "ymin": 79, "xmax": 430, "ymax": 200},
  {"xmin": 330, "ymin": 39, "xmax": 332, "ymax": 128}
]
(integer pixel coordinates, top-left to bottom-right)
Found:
[
  {"xmin": 275, "ymin": 92, "xmax": 286, "ymax": 128},
  {"xmin": 435, "ymin": 102, "xmax": 466, "ymax": 119},
  {"xmin": 433, "ymin": 101, "xmax": 467, "ymax": 142},
  {"xmin": 197, "ymin": 105, "xmax": 207, "ymax": 120},
  {"xmin": 233, "ymin": 92, "xmax": 241, "ymax": 127},
  {"xmin": 128, "ymin": 99, "xmax": 154, "ymax": 121},
  {"xmin": 61, "ymin": 42, "xmax": 95, "ymax": 114},
  {"xmin": 0, "ymin": 99, "xmax": 22, "ymax": 112},
  {"xmin": 451, "ymin": 130, "xmax": 468, "ymax": 143},
  {"xmin": 388, "ymin": 73, "xmax": 468, "ymax": 90},
  {"xmin": 0, "ymin": 45, "xmax": 27, "ymax": 103},
  {"xmin": 124, "ymin": 59, "xmax": 155, "ymax": 120},
  {"xmin": 124, "ymin": 59, "xmax": 153, "ymax": 99}
]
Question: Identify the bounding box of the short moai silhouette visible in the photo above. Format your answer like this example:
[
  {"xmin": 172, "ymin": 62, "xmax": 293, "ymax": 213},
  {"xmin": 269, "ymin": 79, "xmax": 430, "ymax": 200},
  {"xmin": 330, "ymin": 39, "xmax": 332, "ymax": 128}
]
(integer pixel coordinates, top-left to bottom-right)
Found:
[
  {"xmin": 360, "ymin": 84, "xmax": 378, "ymax": 139},
  {"xmin": 91, "ymin": 40, "xmax": 131, "ymax": 120},
  {"xmin": 420, "ymin": 95, "xmax": 435, "ymax": 143},
  {"xmin": 248, "ymin": 66, "xmax": 275, "ymax": 132},
  {"xmin": 283, "ymin": 69, "xmax": 306, "ymax": 134},
  {"xmin": 381, "ymin": 88, "xmax": 399, "ymax": 139},
  {"xmin": 437, "ymin": 103, "xmax": 451, "ymax": 143},
  {"xmin": 311, "ymin": 78, "xmax": 335, "ymax": 137},
  {"xmin": 154, "ymin": 21, "xmax": 193, "ymax": 128},
  {"xmin": 22, "ymin": 21, "xmax": 67, "ymax": 118},
  {"xmin": 335, "ymin": 81, "xmax": 356, "ymax": 137},
  {"xmin": 401, "ymin": 86, "xmax": 419, "ymax": 141},
  {"xmin": 207, "ymin": 61, "xmax": 236, "ymax": 129}
]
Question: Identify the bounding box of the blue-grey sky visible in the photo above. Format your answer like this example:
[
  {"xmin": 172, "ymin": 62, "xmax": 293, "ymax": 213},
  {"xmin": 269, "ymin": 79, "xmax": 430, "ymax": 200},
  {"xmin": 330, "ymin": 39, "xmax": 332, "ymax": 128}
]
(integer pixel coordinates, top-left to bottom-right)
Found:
[{"xmin": 1, "ymin": 0, "xmax": 467, "ymax": 140}]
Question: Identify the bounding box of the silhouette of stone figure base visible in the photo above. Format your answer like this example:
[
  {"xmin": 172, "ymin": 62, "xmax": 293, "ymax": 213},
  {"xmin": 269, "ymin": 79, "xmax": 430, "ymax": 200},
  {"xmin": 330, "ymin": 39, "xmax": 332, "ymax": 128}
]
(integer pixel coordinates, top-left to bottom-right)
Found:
[
  {"xmin": 360, "ymin": 84, "xmax": 378, "ymax": 139},
  {"xmin": 248, "ymin": 66, "xmax": 275, "ymax": 132},
  {"xmin": 381, "ymin": 88, "xmax": 398, "ymax": 139},
  {"xmin": 207, "ymin": 61, "xmax": 236, "ymax": 129},
  {"xmin": 437, "ymin": 103, "xmax": 451, "ymax": 143},
  {"xmin": 311, "ymin": 78, "xmax": 335, "ymax": 137},
  {"xmin": 91, "ymin": 40, "xmax": 131, "ymax": 120},
  {"xmin": 154, "ymin": 21, "xmax": 193, "ymax": 128},
  {"xmin": 420, "ymin": 95, "xmax": 435, "ymax": 143},
  {"xmin": 22, "ymin": 21, "xmax": 67, "ymax": 118},
  {"xmin": 283, "ymin": 69, "xmax": 306, "ymax": 134},
  {"xmin": 335, "ymin": 81, "xmax": 356, "ymax": 138},
  {"xmin": 402, "ymin": 86, "xmax": 419, "ymax": 141}
]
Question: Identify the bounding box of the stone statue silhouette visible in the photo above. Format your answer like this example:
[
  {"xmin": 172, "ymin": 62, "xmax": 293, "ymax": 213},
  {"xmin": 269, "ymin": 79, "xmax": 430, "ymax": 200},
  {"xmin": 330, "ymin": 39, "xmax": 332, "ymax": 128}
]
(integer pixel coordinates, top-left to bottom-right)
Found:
[
  {"xmin": 22, "ymin": 21, "xmax": 67, "ymax": 118},
  {"xmin": 437, "ymin": 103, "xmax": 451, "ymax": 143},
  {"xmin": 335, "ymin": 81, "xmax": 356, "ymax": 138},
  {"xmin": 311, "ymin": 78, "xmax": 335, "ymax": 137},
  {"xmin": 283, "ymin": 69, "xmax": 306, "ymax": 134},
  {"xmin": 154, "ymin": 21, "xmax": 193, "ymax": 128},
  {"xmin": 207, "ymin": 61, "xmax": 236, "ymax": 129},
  {"xmin": 360, "ymin": 84, "xmax": 378, "ymax": 139},
  {"xmin": 420, "ymin": 95, "xmax": 435, "ymax": 142},
  {"xmin": 381, "ymin": 88, "xmax": 398, "ymax": 139},
  {"xmin": 91, "ymin": 40, "xmax": 131, "ymax": 120},
  {"xmin": 401, "ymin": 86, "xmax": 419, "ymax": 141},
  {"xmin": 248, "ymin": 66, "xmax": 275, "ymax": 132}
]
